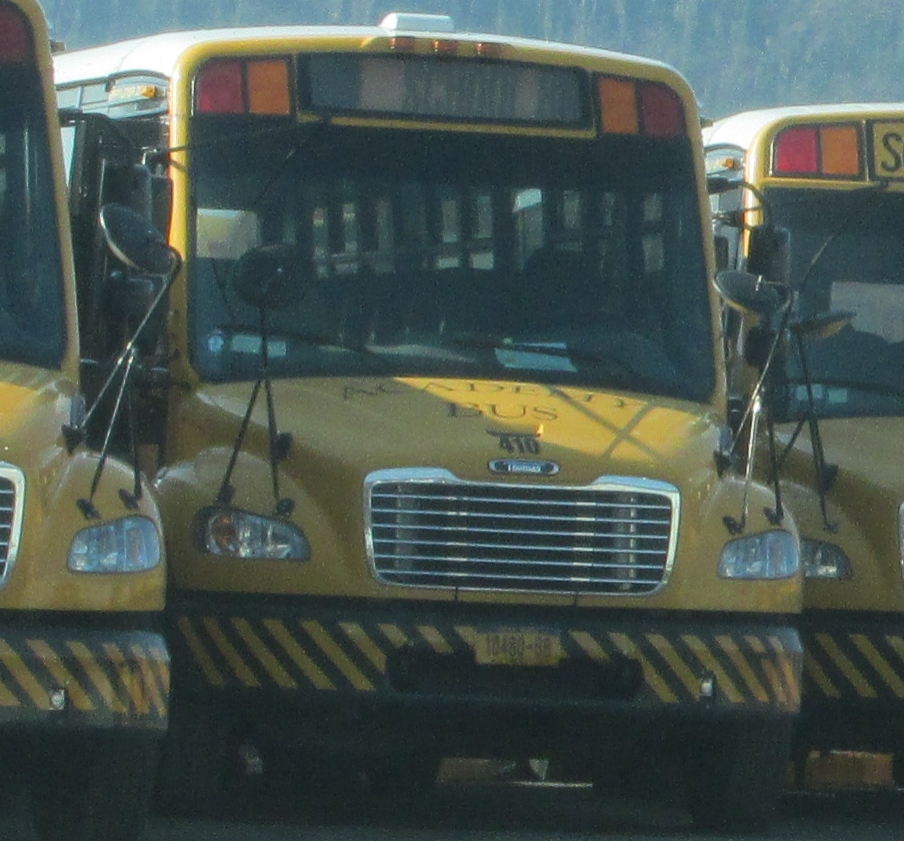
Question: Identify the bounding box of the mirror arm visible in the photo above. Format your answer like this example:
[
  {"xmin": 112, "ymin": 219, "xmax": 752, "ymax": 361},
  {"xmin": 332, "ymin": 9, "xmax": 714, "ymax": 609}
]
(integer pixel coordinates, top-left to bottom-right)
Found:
[
  {"xmin": 215, "ymin": 305, "xmax": 294, "ymax": 517},
  {"xmin": 65, "ymin": 254, "xmax": 180, "ymax": 446},
  {"xmin": 76, "ymin": 347, "xmax": 137, "ymax": 519},
  {"xmin": 791, "ymin": 332, "xmax": 839, "ymax": 532}
]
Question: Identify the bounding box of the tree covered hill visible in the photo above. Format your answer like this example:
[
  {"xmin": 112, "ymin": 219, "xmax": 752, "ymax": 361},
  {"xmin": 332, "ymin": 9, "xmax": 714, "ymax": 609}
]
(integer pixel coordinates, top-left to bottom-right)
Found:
[{"xmin": 43, "ymin": 0, "xmax": 900, "ymax": 119}]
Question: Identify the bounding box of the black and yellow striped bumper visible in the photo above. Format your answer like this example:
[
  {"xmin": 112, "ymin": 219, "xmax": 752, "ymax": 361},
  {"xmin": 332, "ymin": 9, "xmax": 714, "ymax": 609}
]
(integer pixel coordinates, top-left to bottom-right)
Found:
[
  {"xmin": 170, "ymin": 599, "xmax": 801, "ymax": 717},
  {"xmin": 0, "ymin": 626, "xmax": 168, "ymax": 732},
  {"xmin": 802, "ymin": 616, "xmax": 904, "ymax": 702}
]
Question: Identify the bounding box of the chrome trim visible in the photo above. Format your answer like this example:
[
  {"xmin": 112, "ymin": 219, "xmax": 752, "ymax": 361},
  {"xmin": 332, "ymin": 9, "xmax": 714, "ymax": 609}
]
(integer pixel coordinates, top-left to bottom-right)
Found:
[
  {"xmin": 364, "ymin": 468, "xmax": 679, "ymax": 596},
  {"xmin": 0, "ymin": 464, "xmax": 25, "ymax": 587},
  {"xmin": 899, "ymin": 501, "xmax": 904, "ymax": 586}
]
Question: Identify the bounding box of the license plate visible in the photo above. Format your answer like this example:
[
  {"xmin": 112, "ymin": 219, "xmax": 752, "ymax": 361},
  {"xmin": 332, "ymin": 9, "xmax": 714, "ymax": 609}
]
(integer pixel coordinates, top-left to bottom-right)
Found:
[
  {"xmin": 473, "ymin": 630, "xmax": 563, "ymax": 666},
  {"xmin": 870, "ymin": 121, "xmax": 904, "ymax": 179}
]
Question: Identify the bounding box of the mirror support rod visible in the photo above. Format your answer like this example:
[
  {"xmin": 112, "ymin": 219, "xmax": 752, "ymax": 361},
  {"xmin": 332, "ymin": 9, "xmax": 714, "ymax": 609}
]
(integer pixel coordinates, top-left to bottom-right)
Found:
[{"xmin": 216, "ymin": 304, "xmax": 294, "ymax": 518}]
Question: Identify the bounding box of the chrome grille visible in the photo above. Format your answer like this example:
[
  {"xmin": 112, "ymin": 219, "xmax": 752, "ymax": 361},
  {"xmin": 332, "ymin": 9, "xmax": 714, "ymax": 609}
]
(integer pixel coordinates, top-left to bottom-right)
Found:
[
  {"xmin": 366, "ymin": 470, "xmax": 678, "ymax": 595},
  {"xmin": 0, "ymin": 466, "xmax": 23, "ymax": 586}
]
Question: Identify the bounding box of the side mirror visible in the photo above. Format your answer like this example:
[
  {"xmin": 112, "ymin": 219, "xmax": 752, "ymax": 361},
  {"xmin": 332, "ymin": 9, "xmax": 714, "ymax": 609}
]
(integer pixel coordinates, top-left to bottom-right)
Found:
[
  {"xmin": 99, "ymin": 203, "xmax": 178, "ymax": 277},
  {"xmin": 714, "ymin": 270, "xmax": 788, "ymax": 317},
  {"xmin": 746, "ymin": 224, "xmax": 790, "ymax": 287},
  {"xmin": 231, "ymin": 244, "xmax": 305, "ymax": 311}
]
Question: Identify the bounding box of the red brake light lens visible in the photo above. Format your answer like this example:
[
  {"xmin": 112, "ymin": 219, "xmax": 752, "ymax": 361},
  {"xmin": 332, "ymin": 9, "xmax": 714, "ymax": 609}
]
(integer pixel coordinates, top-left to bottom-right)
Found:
[
  {"xmin": 0, "ymin": 4, "xmax": 33, "ymax": 64},
  {"xmin": 196, "ymin": 60, "xmax": 245, "ymax": 114},
  {"xmin": 638, "ymin": 82, "xmax": 685, "ymax": 137},
  {"xmin": 773, "ymin": 126, "xmax": 819, "ymax": 174}
]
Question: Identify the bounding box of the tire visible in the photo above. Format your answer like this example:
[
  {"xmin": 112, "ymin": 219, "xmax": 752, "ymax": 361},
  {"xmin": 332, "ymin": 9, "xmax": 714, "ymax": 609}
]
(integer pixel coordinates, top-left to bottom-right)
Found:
[
  {"xmin": 685, "ymin": 719, "xmax": 793, "ymax": 833},
  {"xmin": 30, "ymin": 733, "xmax": 158, "ymax": 841}
]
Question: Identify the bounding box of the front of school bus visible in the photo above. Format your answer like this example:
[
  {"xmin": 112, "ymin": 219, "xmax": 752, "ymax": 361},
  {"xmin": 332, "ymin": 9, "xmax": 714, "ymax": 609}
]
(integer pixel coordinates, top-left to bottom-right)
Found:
[
  {"xmin": 57, "ymin": 14, "xmax": 802, "ymax": 828},
  {"xmin": 706, "ymin": 104, "xmax": 904, "ymax": 780},
  {"xmin": 0, "ymin": 1, "xmax": 169, "ymax": 840}
]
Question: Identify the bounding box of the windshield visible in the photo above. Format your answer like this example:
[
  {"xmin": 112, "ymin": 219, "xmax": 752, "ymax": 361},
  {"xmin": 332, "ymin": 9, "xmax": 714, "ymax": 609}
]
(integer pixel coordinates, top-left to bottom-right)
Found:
[
  {"xmin": 187, "ymin": 121, "xmax": 714, "ymax": 401},
  {"xmin": 0, "ymin": 65, "xmax": 66, "ymax": 368},
  {"xmin": 767, "ymin": 187, "xmax": 904, "ymax": 420}
]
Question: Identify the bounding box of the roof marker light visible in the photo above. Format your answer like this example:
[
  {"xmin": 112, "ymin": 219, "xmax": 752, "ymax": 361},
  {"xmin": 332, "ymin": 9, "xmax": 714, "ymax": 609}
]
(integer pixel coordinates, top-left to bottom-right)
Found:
[
  {"xmin": 432, "ymin": 39, "xmax": 458, "ymax": 55},
  {"xmin": 388, "ymin": 36, "xmax": 416, "ymax": 52},
  {"xmin": 0, "ymin": 4, "xmax": 33, "ymax": 64},
  {"xmin": 475, "ymin": 42, "xmax": 504, "ymax": 59}
]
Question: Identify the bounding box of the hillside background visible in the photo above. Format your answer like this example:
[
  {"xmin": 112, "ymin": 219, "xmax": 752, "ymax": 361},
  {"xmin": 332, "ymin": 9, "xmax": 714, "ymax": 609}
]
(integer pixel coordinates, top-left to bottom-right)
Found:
[{"xmin": 42, "ymin": 0, "xmax": 899, "ymax": 119}]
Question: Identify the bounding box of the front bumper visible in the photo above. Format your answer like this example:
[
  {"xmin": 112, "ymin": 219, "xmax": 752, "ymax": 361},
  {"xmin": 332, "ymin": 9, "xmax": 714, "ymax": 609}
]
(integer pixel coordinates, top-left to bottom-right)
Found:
[
  {"xmin": 0, "ymin": 623, "xmax": 169, "ymax": 733},
  {"xmin": 799, "ymin": 611, "xmax": 904, "ymax": 751},
  {"xmin": 170, "ymin": 596, "xmax": 801, "ymax": 719}
]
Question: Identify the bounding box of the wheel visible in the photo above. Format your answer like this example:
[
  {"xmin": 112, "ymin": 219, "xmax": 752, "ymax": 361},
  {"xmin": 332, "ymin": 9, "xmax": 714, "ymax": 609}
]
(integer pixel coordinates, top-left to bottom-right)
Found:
[
  {"xmin": 30, "ymin": 733, "xmax": 158, "ymax": 841},
  {"xmin": 155, "ymin": 695, "xmax": 231, "ymax": 818},
  {"xmin": 685, "ymin": 719, "xmax": 793, "ymax": 832}
]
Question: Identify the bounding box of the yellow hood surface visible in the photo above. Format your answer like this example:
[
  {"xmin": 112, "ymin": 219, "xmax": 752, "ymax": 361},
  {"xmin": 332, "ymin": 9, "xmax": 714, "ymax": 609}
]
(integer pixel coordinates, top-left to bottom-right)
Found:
[{"xmin": 179, "ymin": 376, "xmax": 724, "ymax": 488}]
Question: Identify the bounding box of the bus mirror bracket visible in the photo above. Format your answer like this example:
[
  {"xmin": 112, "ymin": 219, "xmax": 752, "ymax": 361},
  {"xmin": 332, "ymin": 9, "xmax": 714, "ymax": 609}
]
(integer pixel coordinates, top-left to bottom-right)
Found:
[
  {"xmin": 215, "ymin": 245, "xmax": 298, "ymax": 518},
  {"xmin": 64, "ymin": 203, "xmax": 181, "ymax": 518},
  {"xmin": 714, "ymin": 269, "xmax": 792, "ymax": 534}
]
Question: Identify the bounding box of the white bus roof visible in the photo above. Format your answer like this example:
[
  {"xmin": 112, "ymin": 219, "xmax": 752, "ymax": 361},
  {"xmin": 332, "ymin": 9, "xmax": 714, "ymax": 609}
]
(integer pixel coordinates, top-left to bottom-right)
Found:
[
  {"xmin": 704, "ymin": 102, "xmax": 904, "ymax": 149},
  {"xmin": 54, "ymin": 22, "xmax": 679, "ymax": 88}
]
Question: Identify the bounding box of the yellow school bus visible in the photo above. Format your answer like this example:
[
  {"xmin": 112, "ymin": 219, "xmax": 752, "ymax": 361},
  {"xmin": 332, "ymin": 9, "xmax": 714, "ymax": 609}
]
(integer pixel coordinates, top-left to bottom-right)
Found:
[
  {"xmin": 705, "ymin": 104, "xmax": 904, "ymax": 781},
  {"xmin": 0, "ymin": 0, "xmax": 169, "ymax": 839},
  {"xmin": 55, "ymin": 13, "xmax": 802, "ymax": 827}
]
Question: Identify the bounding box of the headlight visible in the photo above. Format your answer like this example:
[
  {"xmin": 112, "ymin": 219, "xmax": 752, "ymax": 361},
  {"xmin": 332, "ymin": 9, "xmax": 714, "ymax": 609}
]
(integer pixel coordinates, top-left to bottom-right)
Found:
[
  {"xmin": 196, "ymin": 507, "xmax": 310, "ymax": 560},
  {"xmin": 718, "ymin": 529, "xmax": 799, "ymax": 579},
  {"xmin": 801, "ymin": 538, "xmax": 852, "ymax": 579},
  {"xmin": 68, "ymin": 516, "xmax": 161, "ymax": 573}
]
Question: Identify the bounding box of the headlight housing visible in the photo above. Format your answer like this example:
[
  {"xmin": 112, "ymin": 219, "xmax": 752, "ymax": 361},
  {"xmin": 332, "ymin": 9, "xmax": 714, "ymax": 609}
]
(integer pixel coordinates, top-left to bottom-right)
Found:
[
  {"xmin": 68, "ymin": 516, "xmax": 162, "ymax": 573},
  {"xmin": 718, "ymin": 529, "xmax": 799, "ymax": 579},
  {"xmin": 801, "ymin": 538, "xmax": 852, "ymax": 579},
  {"xmin": 196, "ymin": 507, "xmax": 310, "ymax": 560}
]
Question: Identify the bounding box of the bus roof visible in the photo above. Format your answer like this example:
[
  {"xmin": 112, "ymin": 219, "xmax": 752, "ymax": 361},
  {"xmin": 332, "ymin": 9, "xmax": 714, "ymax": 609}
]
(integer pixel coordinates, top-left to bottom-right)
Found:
[
  {"xmin": 705, "ymin": 102, "xmax": 904, "ymax": 149},
  {"xmin": 53, "ymin": 20, "xmax": 683, "ymax": 89}
]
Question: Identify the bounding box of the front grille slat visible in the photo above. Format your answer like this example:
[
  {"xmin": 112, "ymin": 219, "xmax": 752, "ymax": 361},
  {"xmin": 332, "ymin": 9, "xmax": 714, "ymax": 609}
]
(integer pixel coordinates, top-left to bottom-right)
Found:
[
  {"xmin": 367, "ymin": 473, "xmax": 677, "ymax": 596},
  {"xmin": 0, "ymin": 470, "xmax": 23, "ymax": 586}
]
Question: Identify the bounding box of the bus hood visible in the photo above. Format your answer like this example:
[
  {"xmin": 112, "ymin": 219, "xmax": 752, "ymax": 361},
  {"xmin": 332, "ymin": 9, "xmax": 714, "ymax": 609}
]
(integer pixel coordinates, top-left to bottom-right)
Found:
[
  {"xmin": 176, "ymin": 376, "xmax": 725, "ymax": 491},
  {"xmin": 158, "ymin": 376, "xmax": 798, "ymax": 609},
  {"xmin": 0, "ymin": 366, "xmax": 73, "ymax": 457},
  {"xmin": 779, "ymin": 416, "xmax": 904, "ymax": 500}
]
